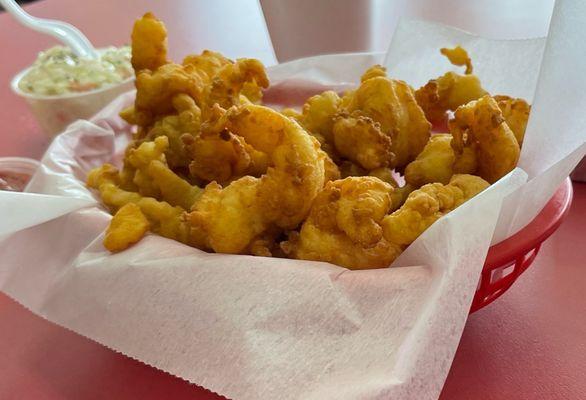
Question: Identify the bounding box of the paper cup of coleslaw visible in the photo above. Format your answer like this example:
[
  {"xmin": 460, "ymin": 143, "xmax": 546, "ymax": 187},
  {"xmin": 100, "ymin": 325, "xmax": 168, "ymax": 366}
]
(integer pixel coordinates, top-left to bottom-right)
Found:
[{"xmin": 10, "ymin": 46, "xmax": 135, "ymax": 137}]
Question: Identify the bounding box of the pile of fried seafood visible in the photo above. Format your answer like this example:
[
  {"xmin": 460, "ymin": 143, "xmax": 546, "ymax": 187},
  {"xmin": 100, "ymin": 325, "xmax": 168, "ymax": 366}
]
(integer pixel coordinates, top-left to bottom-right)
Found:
[{"xmin": 87, "ymin": 13, "xmax": 530, "ymax": 269}]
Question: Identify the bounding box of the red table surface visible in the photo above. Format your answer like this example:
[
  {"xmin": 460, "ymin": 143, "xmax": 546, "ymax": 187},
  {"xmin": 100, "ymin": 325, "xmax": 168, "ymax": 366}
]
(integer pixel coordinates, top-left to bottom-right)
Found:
[{"xmin": 1, "ymin": 1, "xmax": 585, "ymax": 399}]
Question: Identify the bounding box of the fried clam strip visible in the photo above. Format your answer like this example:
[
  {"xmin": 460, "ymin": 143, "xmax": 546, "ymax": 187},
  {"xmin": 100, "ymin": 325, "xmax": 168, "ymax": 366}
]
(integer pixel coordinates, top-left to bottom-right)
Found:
[
  {"xmin": 104, "ymin": 203, "xmax": 150, "ymax": 252},
  {"xmin": 130, "ymin": 12, "xmax": 168, "ymax": 72},
  {"xmin": 381, "ymin": 174, "xmax": 490, "ymax": 248},
  {"xmin": 282, "ymin": 177, "xmax": 403, "ymax": 270},
  {"xmin": 493, "ymin": 95, "xmax": 531, "ymax": 146},
  {"xmin": 87, "ymin": 164, "xmax": 202, "ymax": 251},
  {"xmin": 450, "ymin": 95, "xmax": 520, "ymax": 183},
  {"xmin": 92, "ymin": 136, "xmax": 202, "ymax": 210},
  {"xmin": 342, "ymin": 67, "xmax": 431, "ymax": 168},
  {"xmin": 415, "ymin": 46, "xmax": 487, "ymax": 123},
  {"xmin": 187, "ymin": 104, "xmax": 326, "ymax": 254}
]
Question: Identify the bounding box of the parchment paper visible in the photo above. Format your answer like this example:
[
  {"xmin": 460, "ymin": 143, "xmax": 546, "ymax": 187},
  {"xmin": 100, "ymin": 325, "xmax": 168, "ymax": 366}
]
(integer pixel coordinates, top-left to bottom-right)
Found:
[{"xmin": 1, "ymin": 1, "xmax": 585, "ymax": 399}]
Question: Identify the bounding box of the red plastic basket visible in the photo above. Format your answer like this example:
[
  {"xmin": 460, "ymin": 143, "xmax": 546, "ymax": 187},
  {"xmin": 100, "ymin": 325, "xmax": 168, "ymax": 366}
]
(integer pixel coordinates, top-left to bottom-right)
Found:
[
  {"xmin": 471, "ymin": 178, "xmax": 574, "ymax": 313},
  {"xmin": 265, "ymin": 82, "xmax": 575, "ymax": 313}
]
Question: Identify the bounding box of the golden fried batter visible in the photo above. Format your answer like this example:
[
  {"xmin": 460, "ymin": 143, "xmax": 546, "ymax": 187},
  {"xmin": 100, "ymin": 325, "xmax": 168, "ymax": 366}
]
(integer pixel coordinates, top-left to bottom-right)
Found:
[
  {"xmin": 285, "ymin": 177, "xmax": 402, "ymax": 270},
  {"xmin": 299, "ymin": 90, "xmax": 341, "ymax": 142},
  {"xmin": 88, "ymin": 164, "xmax": 200, "ymax": 248},
  {"xmin": 440, "ymin": 46, "xmax": 473, "ymax": 74},
  {"xmin": 131, "ymin": 12, "xmax": 168, "ymax": 72},
  {"xmin": 187, "ymin": 104, "xmax": 325, "ymax": 253},
  {"xmin": 142, "ymin": 94, "xmax": 201, "ymax": 168},
  {"xmin": 332, "ymin": 112, "xmax": 394, "ymax": 170},
  {"xmin": 493, "ymin": 95, "xmax": 531, "ymax": 146},
  {"xmin": 182, "ymin": 128, "xmax": 268, "ymax": 185},
  {"xmin": 90, "ymin": 12, "xmax": 527, "ymax": 269},
  {"xmin": 382, "ymin": 174, "xmax": 489, "ymax": 246},
  {"xmin": 134, "ymin": 63, "xmax": 207, "ymax": 126},
  {"xmin": 182, "ymin": 50, "xmax": 231, "ymax": 79},
  {"xmin": 344, "ymin": 75, "xmax": 431, "ymax": 167},
  {"xmin": 415, "ymin": 46, "xmax": 487, "ymax": 123},
  {"xmin": 206, "ymin": 58, "xmax": 269, "ymax": 111},
  {"xmin": 360, "ymin": 65, "xmax": 388, "ymax": 82},
  {"xmin": 104, "ymin": 203, "xmax": 150, "ymax": 252},
  {"xmin": 450, "ymin": 96, "xmax": 520, "ymax": 183},
  {"xmin": 404, "ymin": 134, "xmax": 477, "ymax": 187}
]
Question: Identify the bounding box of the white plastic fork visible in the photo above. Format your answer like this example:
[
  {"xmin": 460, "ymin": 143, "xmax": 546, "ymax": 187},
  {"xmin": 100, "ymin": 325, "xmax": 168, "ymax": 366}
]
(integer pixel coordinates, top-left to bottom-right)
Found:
[{"xmin": 0, "ymin": 0, "xmax": 98, "ymax": 58}]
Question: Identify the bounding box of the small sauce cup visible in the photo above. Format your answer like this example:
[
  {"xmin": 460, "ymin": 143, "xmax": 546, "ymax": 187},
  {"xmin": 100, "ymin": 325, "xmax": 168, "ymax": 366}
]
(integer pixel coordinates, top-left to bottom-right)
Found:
[{"xmin": 0, "ymin": 157, "xmax": 40, "ymax": 192}]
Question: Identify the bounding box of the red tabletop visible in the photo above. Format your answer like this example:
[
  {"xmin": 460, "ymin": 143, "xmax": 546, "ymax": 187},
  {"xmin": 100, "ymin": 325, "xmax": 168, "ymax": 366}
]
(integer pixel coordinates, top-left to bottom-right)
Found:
[{"xmin": 1, "ymin": 1, "xmax": 585, "ymax": 399}]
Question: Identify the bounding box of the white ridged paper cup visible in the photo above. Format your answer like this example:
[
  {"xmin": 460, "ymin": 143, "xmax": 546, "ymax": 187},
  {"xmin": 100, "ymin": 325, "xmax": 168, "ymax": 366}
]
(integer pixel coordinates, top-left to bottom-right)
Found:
[{"xmin": 11, "ymin": 68, "xmax": 134, "ymax": 137}]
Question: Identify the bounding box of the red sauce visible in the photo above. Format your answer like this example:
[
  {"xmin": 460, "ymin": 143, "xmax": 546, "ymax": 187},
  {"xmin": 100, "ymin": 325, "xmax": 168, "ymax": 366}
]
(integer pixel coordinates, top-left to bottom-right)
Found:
[{"xmin": 0, "ymin": 171, "xmax": 31, "ymax": 192}]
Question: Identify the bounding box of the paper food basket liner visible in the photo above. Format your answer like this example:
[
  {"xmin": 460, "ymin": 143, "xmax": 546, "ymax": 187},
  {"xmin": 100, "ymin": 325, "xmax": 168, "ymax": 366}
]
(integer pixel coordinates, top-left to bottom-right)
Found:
[{"xmin": 1, "ymin": 1, "xmax": 585, "ymax": 399}]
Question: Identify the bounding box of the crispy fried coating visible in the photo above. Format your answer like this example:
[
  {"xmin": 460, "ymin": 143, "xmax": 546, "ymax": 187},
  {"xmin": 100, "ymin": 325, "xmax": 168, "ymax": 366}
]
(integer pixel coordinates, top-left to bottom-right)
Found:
[
  {"xmin": 134, "ymin": 63, "xmax": 207, "ymax": 126},
  {"xmin": 142, "ymin": 94, "xmax": 201, "ymax": 168},
  {"xmin": 360, "ymin": 65, "xmax": 388, "ymax": 82},
  {"xmin": 382, "ymin": 174, "xmax": 489, "ymax": 246},
  {"xmin": 131, "ymin": 12, "xmax": 168, "ymax": 72},
  {"xmin": 206, "ymin": 58, "xmax": 269, "ymax": 111},
  {"xmin": 285, "ymin": 177, "xmax": 402, "ymax": 269},
  {"xmin": 182, "ymin": 50, "xmax": 231, "ymax": 79},
  {"xmin": 94, "ymin": 136, "xmax": 202, "ymax": 210},
  {"xmin": 415, "ymin": 72, "xmax": 487, "ymax": 123},
  {"xmin": 299, "ymin": 90, "xmax": 341, "ymax": 142},
  {"xmin": 147, "ymin": 160, "xmax": 202, "ymax": 210},
  {"xmin": 88, "ymin": 163, "xmax": 201, "ymax": 248},
  {"xmin": 93, "ymin": 12, "xmax": 526, "ymax": 267},
  {"xmin": 450, "ymin": 96, "xmax": 520, "ymax": 183},
  {"xmin": 182, "ymin": 128, "xmax": 268, "ymax": 185},
  {"xmin": 187, "ymin": 104, "xmax": 325, "ymax": 253},
  {"xmin": 125, "ymin": 136, "xmax": 168, "ymax": 197},
  {"xmin": 415, "ymin": 47, "xmax": 487, "ymax": 123},
  {"xmin": 104, "ymin": 203, "xmax": 150, "ymax": 252},
  {"xmin": 332, "ymin": 112, "xmax": 394, "ymax": 170},
  {"xmin": 404, "ymin": 134, "xmax": 477, "ymax": 186},
  {"xmin": 345, "ymin": 76, "xmax": 431, "ymax": 167},
  {"xmin": 493, "ymin": 95, "xmax": 531, "ymax": 146},
  {"xmin": 440, "ymin": 46, "xmax": 473, "ymax": 74}
]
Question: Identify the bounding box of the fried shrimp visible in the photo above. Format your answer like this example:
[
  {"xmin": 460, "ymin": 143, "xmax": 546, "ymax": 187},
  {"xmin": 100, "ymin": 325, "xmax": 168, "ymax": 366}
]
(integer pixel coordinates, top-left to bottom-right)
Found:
[
  {"xmin": 415, "ymin": 46, "xmax": 487, "ymax": 123},
  {"xmin": 344, "ymin": 73, "xmax": 431, "ymax": 168},
  {"xmin": 284, "ymin": 177, "xmax": 402, "ymax": 270},
  {"xmin": 450, "ymin": 95, "xmax": 520, "ymax": 183},
  {"xmin": 187, "ymin": 104, "xmax": 325, "ymax": 253},
  {"xmin": 382, "ymin": 174, "xmax": 489, "ymax": 246}
]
